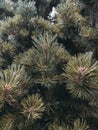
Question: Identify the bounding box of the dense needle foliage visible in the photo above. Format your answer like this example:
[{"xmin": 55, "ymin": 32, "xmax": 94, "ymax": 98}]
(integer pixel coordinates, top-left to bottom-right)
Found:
[{"xmin": 0, "ymin": 0, "xmax": 98, "ymax": 130}]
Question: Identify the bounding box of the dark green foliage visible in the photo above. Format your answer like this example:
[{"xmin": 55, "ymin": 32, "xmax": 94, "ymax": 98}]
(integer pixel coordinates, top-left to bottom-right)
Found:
[{"xmin": 0, "ymin": 0, "xmax": 98, "ymax": 130}]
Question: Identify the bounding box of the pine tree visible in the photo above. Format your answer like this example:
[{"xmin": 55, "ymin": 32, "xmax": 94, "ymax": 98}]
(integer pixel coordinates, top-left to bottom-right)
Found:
[{"xmin": 0, "ymin": 0, "xmax": 98, "ymax": 130}]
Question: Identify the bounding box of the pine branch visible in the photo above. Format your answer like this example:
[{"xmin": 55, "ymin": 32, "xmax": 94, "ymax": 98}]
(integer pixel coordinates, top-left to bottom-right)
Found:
[
  {"xmin": 63, "ymin": 53, "xmax": 98, "ymax": 101},
  {"xmin": 21, "ymin": 94, "xmax": 45, "ymax": 121},
  {"xmin": 0, "ymin": 64, "xmax": 31, "ymax": 109},
  {"xmin": 56, "ymin": 0, "xmax": 98, "ymax": 40}
]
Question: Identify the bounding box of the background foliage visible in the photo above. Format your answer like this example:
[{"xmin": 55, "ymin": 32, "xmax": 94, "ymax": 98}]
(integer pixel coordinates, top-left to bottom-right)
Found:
[{"xmin": 0, "ymin": 0, "xmax": 98, "ymax": 130}]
